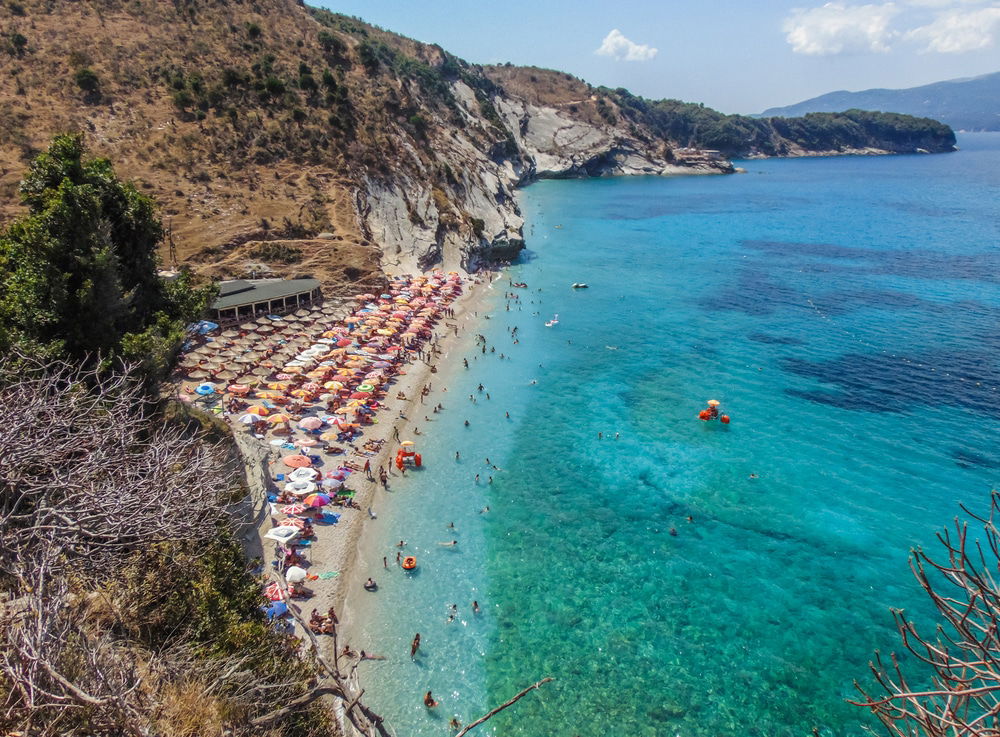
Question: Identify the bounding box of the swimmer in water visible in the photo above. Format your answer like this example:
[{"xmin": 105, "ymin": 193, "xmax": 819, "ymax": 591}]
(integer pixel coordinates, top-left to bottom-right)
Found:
[
  {"xmin": 438, "ymin": 540, "xmax": 458, "ymax": 547},
  {"xmin": 424, "ymin": 691, "xmax": 439, "ymax": 708}
]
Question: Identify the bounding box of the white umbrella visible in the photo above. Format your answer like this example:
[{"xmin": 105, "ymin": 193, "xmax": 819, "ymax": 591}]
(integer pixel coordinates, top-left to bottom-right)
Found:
[
  {"xmin": 263, "ymin": 526, "xmax": 300, "ymax": 544},
  {"xmin": 238, "ymin": 414, "xmax": 264, "ymax": 425},
  {"xmin": 285, "ymin": 566, "xmax": 308, "ymax": 583},
  {"xmin": 289, "ymin": 467, "xmax": 319, "ymax": 482}
]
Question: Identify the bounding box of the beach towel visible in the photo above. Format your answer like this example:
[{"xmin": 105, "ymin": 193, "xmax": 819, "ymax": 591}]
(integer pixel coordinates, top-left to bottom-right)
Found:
[{"xmin": 317, "ymin": 571, "xmax": 339, "ymax": 579}]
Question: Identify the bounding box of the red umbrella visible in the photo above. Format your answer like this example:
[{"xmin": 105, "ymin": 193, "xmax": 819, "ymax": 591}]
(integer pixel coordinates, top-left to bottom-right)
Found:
[
  {"xmin": 349, "ymin": 391, "xmax": 371, "ymax": 399},
  {"xmin": 336, "ymin": 338, "xmax": 352, "ymax": 347},
  {"xmin": 280, "ymin": 504, "xmax": 306, "ymax": 515},
  {"xmin": 264, "ymin": 582, "xmax": 284, "ymax": 601},
  {"xmin": 303, "ymin": 493, "xmax": 331, "ymax": 507}
]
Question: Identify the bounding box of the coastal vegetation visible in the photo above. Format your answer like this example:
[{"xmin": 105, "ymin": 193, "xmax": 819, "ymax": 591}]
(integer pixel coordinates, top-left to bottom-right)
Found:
[
  {"xmin": 0, "ymin": 352, "xmax": 335, "ymax": 737},
  {"xmin": 0, "ymin": 135, "xmax": 213, "ymax": 378}
]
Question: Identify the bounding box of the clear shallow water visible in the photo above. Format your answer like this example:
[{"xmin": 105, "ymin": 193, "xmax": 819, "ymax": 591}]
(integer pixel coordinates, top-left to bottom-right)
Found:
[{"xmin": 350, "ymin": 134, "xmax": 1000, "ymax": 737}]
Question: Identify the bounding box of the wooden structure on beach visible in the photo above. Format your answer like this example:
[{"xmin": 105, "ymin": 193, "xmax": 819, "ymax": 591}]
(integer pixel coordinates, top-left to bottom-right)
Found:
[{"xmin": 210, "ymin": 278, "xmax": 322, "ymax": 321}]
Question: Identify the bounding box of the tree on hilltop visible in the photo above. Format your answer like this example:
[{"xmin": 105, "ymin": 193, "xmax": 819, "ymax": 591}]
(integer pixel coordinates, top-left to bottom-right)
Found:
[{"xmin": 0, "ymin": 134, "xmax": 213, "ymax": 375}]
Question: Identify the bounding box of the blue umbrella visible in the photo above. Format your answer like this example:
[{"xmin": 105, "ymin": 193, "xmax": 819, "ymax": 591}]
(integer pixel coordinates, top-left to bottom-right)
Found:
[{"xmin": 263, "ymin": 601, "xmax": 288, "ymax": 620}]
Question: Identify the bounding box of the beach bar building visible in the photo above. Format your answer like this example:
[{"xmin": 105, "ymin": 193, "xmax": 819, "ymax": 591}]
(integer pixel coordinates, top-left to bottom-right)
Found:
[{"xmin": 210, "ymin": 278, "xmax": 322, "ymax": 322}]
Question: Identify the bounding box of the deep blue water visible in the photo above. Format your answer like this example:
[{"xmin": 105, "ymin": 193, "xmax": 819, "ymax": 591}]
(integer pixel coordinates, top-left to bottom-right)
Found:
[{"xmin": 348, "ymin": 134, "xmax": 1000, "ymax": 737}]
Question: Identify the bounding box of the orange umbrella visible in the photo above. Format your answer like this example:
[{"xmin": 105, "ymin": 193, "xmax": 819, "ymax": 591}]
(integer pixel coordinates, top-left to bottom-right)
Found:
[
  {"xmin": 256, "ymin": 390, "xmax": 284, "ymax": 399},
  {"xmin": 246, "ymin": 405, "xmax": 269, "ymax": 416},
  {"xmin": 268, "ymin": 413, "xmax": 293, "ymax": 424},
  {"xmin": 290, "ymin": 389, "xmax": 313, "ymax": 398},
  {"xmin": 267, "ymin": 382, "xmax": 290, "ymax": 391},
  {"xmin": 282, "ymin": 455, "xmax": 313, "ymax": 468}
]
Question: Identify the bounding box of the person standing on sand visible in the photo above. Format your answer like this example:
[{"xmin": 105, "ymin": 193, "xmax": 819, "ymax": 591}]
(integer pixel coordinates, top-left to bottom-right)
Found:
[
  {"xmin": 364, "ymin": 458, "xmax": 372, "ymax": 479},
  {"xmin": 411, "ymin": 632, "xmax": 421, "ymax": 657}
]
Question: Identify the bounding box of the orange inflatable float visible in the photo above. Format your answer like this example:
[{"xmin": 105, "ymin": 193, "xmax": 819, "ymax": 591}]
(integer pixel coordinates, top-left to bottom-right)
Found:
[{"xmin": 402, "ymin": 556, "xmax": 417, "ymax": 570}]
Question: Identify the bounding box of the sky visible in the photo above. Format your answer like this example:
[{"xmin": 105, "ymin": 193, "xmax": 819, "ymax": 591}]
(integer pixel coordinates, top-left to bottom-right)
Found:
[{"xmin": 312, "ymin": 0, "xmax": 1000, "ymax": 114}]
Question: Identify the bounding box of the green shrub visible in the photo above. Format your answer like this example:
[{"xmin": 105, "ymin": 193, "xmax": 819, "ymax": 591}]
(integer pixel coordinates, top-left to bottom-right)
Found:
[
  {"xmin": 73, "ymin": 67, "xmax": 99, "ymax": 92},
  {"xmin": 246, "ymin": 22, "xmax": 261, "ymax": 39}
]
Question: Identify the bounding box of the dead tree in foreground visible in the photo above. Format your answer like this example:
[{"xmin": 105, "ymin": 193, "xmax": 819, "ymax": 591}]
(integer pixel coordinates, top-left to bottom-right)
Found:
[{"xmin": 853, "ymin": 490, "xmax": 1000, "ymax": 735}]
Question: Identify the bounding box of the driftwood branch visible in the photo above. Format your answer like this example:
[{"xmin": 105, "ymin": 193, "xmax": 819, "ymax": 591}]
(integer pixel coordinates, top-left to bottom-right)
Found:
[
  {"xmin": 851, "ymin": 490, "xmax": 1000, "ymax": 736},
  {"xmin": 454, "ymin": 677, "xmax": 554, "ymax": 737}
]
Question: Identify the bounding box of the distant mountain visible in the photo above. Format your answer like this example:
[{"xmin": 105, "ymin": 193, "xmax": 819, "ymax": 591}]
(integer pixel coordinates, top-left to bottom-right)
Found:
[{"xmin": 760, "ymin": 72, "xmax": 1000, "ymax": 131}]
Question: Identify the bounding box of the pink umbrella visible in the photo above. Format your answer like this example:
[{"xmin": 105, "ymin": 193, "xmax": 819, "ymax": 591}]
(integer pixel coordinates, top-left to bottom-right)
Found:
[
  {"xmin": 280, "ymin": 517, "xmax": 306, "ymax": 529},
  {"xmin": 296, "ymin": 438, "xmax": 319, "ymax": 447},
  {"xmin": 280, "ymin": 504, "xmax": 306, "ymax": 515},
  {"xmin": 298, "ymin": 417, "xmax": 323, "ymax": 430},
  {"xmin": 303, "ymin": 493, "xmax": 331, "ymax": 508}
]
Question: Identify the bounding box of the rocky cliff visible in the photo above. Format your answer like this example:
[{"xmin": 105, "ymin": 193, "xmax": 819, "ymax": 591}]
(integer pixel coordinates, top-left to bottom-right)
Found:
[{"xmin": 0, "ymin": 0, "xmax": 953, "ymax": 284}]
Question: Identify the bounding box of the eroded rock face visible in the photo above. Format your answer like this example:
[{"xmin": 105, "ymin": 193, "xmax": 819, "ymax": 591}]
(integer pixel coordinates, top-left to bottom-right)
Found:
[{"xmin": 358, "ymin": 82, "xmax": 732, "ymax": 272}]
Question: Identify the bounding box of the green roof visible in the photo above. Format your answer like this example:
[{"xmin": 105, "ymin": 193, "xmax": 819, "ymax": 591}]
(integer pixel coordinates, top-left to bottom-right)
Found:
[{"xmin": 212, "ymin": 278, "xmax": 321, "ymax": 310}]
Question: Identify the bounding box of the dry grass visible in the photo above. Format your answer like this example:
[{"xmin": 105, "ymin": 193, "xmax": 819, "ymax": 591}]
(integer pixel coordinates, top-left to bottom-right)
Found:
[{"xmin": 0, "ymin": 0, "xmax": 454, "ymax": 287}]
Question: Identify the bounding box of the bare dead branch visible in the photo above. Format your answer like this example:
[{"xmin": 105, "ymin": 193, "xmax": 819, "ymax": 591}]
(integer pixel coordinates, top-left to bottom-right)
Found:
[{"xmin": 454, "ymin": 678, "xmax": 554, "ymax": 737}]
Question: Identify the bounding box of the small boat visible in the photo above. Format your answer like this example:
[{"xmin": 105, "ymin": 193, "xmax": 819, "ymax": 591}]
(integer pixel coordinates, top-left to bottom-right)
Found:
[
  {"xmin": 545, "ymin": 314, "xmax": 559, "ymax": 327},
  {"xmin": 402, "ymin": 556, "xmax": 417, "ymax": 570},
  {"xmin": 571, "ymin": 283, "xmax": 589, "ymax": 289}
]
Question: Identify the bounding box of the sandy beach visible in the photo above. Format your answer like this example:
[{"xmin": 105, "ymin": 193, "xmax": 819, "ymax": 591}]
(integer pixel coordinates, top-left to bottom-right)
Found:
[{"xmin": 215, "ymin": 271, "xmax": 505, "ymax": 676}]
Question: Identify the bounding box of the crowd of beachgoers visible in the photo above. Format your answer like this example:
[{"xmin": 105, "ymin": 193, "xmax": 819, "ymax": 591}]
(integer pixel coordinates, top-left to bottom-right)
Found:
[{"xmin": 172, "ymin": 271, "xmax": 464, "ymax": 643}]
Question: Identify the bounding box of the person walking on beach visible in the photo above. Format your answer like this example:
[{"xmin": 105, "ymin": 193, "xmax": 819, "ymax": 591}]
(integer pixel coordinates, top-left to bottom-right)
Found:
[
  {"xmin": 364, "ymin": 458, "xmax": 372, "ymax": 479},
  {"xmin": 411, "ymin": 633, "xmax": 421, "ymax": 658}
]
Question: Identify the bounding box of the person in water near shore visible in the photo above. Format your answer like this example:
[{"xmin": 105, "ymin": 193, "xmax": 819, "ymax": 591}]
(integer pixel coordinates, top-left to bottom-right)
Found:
[
  {"xmin": 424, "ymin": 691, "xmax": 439, "ymax": 708},
  {"xmin": 438, "ymin": 540, "xmax": 458, "ymax": 547},
  {"xmin": 411, "ymin": 633, "xmax": 421, "ymax": 657},
  {"xmin": 396, "ymin": 540, "xmax": 406, "ymax": 547},
  {"xmin": 449, "ymin": 717, "xmax": 462, "ymax": 730},
  {"xmin": 472, "ymin": 600, "xmax": 480, "ymax": 613}
]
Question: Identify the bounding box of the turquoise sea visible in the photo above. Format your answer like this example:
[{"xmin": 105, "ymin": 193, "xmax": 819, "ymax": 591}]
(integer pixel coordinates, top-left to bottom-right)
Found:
[{"xmin": 346, "ymin": 134, "xmax": 1000, "ymax": 737}]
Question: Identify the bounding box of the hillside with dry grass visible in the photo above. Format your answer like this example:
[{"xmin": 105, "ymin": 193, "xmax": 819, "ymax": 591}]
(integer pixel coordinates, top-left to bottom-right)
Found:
[{"xmin": 0, "ymin": 0, "xmax": 956, "ymax": 288}]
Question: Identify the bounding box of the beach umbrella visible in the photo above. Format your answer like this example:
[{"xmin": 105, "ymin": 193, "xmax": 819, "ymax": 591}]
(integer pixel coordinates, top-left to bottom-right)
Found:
[
  {"xmin": 285, "ymin": 480, "xmax": 317, "ymax": 496},
  {"xmin": 290, "ymin": 389, "xmax": 313, "ymax": 398},
  {"xmin": 289, "ymin": 467, "xmax": 319, "ymax": 482},
  {"xmin": 263, "ymin": 600, "xmax": 288, "ymax": 620},
  {"xmin": 263, "ymin": 525, "xmax": 299, "ymax": 544},
  {"xmin": 246, "ymin": 405, "xmax": 269, "ymax": 416},
  {"xmin": 296, "ymin": 438, "xmax": 319, "ymax": 448},
  {"xmin": 349, "ymin": 392, "xmax": 371, "ymax": 400},
  {"xmin": 264, "ymin": 582, "xmax": 284, "ymax": 602},
  {"xmin": 303, "ymin": 493, "xmax": 331, "ymax": 508},
  {"xmin": 256, "ymin": 325, "xmax": 274, "ymax": 333},
  {"xmin": 320, "ymin": 430, "xmax": 340, "ymax": 441},
  {"xmin": 323, "ymin": 381, "xmax": 344, "ymax": 390},
  {"xmin": 238, "ymin": 414, "xmax": 264, "ymax": 425},
  {"xmin": 321, "ymin": 477, "xmax": 343, "ymax": 491},
  {"xmin": 279, "ymin": 517, "xmax": 305, "ymax": 529},
  {"xmin": 302, "ymin": 382, "xmax": 321, "ymax": 392},
  {"xmin": 186, "ymin": 369, "xmax": 211, "ymax": 380},
  {"xmin": 256, "ymin": 390, "xmax": 284, "ymax": 400},
  {"xmin": 298, "ymin": 417, "xmax": 323, "ymax": 430},
  {"xmin": 280, "ymin": 503, "xmax": 306, "ymax": 515},
  {"xmin": 268, "ymin": 413, "xmax": 293, "ymax": 424},
  {"xmin": 227, "ymin": 384, "xmax": 250, "ymax": 395},
  {"xmin": 707, "ymin": 399, "xmax": 721, "ymax": 407},
  {"xmin": 283, "ymin": 455, "xmax": 313, "ymax": 468},
  {"xmin": 285, "ymin": 566, "xmax": 308, "ymax": 583},
  {"xmin": 400, "ymin": 440, "xmax": 415, "ymax": 447},
  {"xmin": 215, "ymin": 370, "xmax": 238, "ymax": 381}
]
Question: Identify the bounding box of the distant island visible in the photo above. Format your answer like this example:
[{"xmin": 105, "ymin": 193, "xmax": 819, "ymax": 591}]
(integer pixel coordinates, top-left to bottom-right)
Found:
[{"xmin": 759, "ymin": 71, "xmax": 1000, "ymax": 132}]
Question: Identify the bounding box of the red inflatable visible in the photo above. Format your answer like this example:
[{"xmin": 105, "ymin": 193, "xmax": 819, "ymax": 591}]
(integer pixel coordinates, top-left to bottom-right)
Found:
[
  {"xmin": 720, "ymin": 415, "xmax": 730, "ymax": 424},
  {"xmin": 698, "ymin": 409, "xmax": 711, "ymax": 421}
]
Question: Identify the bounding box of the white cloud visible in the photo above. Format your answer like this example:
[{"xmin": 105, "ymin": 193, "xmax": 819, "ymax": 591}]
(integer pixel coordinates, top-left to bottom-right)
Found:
[
  {"xmin": 595, "ymin": 29, "xmax": 659, "ymax": 61},
  {"xmin": 906, "ymin": 6, "xmax": 1000, "ymax": 51},
  {"xmin": 783, "ymin": 3, "xmax": 900, "ymax": 54}
]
